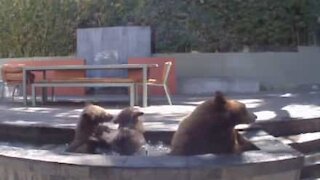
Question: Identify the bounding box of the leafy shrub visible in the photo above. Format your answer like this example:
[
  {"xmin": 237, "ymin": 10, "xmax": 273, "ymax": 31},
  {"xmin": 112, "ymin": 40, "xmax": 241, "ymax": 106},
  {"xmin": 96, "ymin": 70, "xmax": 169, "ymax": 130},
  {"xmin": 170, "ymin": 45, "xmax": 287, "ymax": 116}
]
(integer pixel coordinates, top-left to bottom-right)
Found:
[{"xmin": 0, "ymin": 0, "xmax": 319, "ymax": 57}]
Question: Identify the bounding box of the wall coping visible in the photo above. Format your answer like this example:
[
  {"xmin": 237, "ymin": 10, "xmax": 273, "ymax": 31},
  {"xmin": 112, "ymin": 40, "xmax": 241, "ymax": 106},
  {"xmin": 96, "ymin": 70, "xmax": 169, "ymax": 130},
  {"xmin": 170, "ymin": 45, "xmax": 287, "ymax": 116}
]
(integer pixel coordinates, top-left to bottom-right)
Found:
[{"xmin": 0, "ymin": 125, "xmax": 304, "ymax": 174}]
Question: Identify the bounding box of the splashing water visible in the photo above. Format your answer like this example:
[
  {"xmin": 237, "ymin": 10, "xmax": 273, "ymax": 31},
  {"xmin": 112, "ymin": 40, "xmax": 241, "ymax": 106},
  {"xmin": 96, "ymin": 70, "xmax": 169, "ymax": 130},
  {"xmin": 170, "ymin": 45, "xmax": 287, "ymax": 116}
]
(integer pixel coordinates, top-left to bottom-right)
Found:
[
  {"xmin": 142, "ymin": 141, "xmax": 171, "ymax": 156},
  {"xmin": 0, "ymin": 141, "xmax": 171, "ymax": 157}
]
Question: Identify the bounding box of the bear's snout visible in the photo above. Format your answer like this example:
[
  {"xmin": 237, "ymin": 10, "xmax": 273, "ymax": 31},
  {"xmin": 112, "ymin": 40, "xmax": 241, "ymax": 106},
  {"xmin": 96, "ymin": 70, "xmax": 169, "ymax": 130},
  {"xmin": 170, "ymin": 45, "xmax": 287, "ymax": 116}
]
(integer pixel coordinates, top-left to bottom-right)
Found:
[
  {"xmin": 249, "ymin": 112, "xmax": 257, "ymax": 123},
  {"xmin": 99, "ymin": 113, "xmax": 114, "ymax": 123}
]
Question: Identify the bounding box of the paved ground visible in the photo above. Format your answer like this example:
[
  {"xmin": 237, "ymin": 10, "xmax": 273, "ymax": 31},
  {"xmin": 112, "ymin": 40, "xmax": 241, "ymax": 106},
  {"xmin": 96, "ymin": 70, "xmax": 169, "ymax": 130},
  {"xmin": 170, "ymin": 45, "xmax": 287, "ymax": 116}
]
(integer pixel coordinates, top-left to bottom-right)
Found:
[{"xmin": 1, "ymin": 90, "xmax": 320, "ymax": 131}]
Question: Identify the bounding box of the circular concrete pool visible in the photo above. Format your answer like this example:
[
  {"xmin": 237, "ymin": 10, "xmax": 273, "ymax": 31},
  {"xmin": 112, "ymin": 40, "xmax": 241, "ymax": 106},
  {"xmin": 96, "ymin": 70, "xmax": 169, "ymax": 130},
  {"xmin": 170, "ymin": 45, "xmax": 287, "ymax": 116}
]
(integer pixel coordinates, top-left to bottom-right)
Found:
[{"xmin": 0, "ymin": 124, "xmax": 304, "ymax": 180}]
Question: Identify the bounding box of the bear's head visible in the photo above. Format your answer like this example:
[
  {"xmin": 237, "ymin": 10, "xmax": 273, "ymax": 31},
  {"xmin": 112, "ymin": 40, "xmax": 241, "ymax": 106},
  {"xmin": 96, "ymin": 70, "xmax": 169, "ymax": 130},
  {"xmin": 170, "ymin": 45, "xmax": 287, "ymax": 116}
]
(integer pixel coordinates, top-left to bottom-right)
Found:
[
  {"xmin": 212, "ymin": 91, "xmax": 257, "ymax": 126},
  {"xmin": 81, "ymin": 104, "xmax": 114, "ymax": 126},
  {"xmin": 113, "ymin": 107, "xmax": 144, "ymax": 132}
]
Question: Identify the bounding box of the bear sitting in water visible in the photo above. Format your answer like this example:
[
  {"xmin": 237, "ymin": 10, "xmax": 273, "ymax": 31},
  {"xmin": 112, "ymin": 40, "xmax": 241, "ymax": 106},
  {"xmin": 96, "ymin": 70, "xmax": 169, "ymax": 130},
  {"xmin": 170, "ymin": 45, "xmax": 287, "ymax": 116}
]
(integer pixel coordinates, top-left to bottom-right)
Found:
[
  {"xmin": 170, "ymin": 91, "xmax": 257, "ymax": 155},
  {"xmin": 95, "ymin": 107, "xmax": 146, "ymax": 155},
  {"xmin": 66, "ymin": 104, "xmax": 113, "ymax": 153}
]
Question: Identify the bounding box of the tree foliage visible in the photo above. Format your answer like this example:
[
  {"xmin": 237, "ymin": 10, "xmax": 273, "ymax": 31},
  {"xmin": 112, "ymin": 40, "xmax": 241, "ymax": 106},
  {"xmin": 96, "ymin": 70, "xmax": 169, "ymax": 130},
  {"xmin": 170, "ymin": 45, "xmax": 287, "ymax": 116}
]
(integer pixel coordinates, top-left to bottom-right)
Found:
[{"xmin": 0, "ymin": 0, "xmax": 319, "ymax": 57}]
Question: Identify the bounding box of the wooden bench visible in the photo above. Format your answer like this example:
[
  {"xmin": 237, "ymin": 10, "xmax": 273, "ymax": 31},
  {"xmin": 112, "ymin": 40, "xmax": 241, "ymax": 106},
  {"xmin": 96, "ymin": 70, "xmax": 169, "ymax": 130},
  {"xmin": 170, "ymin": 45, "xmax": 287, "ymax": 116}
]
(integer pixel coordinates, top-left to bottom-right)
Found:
[{"xmin": 31, "ymin": 78, "xmax": 136, "ymax": 107}]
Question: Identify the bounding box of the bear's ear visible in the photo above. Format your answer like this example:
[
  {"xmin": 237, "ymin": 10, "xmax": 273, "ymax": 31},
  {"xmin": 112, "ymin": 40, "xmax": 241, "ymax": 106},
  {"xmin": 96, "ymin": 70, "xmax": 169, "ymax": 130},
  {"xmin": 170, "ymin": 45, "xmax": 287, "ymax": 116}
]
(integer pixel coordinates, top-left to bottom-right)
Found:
[
  {"xmin": 132, "ymin": 111, "xmax": 144, "ymax": 119},
  {"xmin": 81, "ymin": 113, "xmax": 93, "ymax": 122},
  {"xmin": 84, "ymin": 101, "xmax": 93, "ymax": 107},
  {"xmin": 214, "ymin": 91, "xmax": 226, "ymax": 105}
]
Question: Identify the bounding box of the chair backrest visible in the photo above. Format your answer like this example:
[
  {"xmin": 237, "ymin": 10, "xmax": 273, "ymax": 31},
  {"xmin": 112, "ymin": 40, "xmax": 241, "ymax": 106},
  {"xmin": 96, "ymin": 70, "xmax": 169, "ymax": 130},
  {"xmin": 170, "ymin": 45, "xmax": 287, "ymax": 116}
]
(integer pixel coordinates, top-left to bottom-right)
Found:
[
  {"xmin": 1, "ymin": 64, "xmax": 24, "ymax": 83},
  {"xmin": 161, "ymin": 61, "xmax": 172, "ymax": 84},
  {"xmin": 1, "ymin": 64, "xmax": 35, "ymax": 84}
]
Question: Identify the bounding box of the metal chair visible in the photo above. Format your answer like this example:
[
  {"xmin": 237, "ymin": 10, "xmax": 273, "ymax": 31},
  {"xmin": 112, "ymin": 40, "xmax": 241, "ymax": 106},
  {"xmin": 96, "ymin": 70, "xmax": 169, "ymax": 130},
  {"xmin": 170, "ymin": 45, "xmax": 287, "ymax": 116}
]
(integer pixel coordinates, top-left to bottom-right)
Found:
[{"xmin": 136, "ymin": 61, "xmax": 173, "ymax": 105}]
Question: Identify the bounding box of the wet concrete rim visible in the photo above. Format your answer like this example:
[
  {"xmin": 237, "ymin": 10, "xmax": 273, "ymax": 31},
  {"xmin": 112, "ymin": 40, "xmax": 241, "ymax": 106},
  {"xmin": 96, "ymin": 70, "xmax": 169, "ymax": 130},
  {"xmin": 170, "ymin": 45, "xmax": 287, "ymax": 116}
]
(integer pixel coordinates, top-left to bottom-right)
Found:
[{"xmin": 0, "ymin": 122, "xmax": 304, "ymax": 172}]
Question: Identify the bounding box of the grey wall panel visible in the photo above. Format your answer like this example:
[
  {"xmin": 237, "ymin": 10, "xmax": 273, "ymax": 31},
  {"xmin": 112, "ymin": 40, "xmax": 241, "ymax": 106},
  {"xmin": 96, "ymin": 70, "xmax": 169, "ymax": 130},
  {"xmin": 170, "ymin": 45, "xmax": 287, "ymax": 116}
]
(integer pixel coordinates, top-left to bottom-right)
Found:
[{"xmin": 77, "ymin": 26, "xmax": 151, "ymax": 78}]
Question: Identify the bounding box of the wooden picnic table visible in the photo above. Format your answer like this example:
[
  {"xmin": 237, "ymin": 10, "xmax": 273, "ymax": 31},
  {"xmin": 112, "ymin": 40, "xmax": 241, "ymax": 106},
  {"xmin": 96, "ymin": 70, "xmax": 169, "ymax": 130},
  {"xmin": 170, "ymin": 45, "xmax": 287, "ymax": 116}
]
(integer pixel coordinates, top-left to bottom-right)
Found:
[{"xmin": 22, "ymin": 64, "xmax": 158, "ymax": 107}]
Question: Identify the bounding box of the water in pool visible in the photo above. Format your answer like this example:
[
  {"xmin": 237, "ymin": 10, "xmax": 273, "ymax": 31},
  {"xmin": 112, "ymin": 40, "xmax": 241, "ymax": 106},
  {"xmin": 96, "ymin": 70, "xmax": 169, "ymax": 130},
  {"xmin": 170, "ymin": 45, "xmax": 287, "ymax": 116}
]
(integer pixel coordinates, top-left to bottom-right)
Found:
[{"xmin": 0, "ymin": 141, "xmax": 170, "ymax": 156}]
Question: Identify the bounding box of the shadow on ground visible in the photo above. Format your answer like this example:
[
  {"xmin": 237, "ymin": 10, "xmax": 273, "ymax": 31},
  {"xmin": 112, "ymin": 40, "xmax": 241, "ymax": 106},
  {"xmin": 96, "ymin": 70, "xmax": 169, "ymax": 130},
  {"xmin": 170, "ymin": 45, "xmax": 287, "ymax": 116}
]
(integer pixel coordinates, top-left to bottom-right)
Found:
[{"xmin": 1, "ymin": 90, "xmax": 320, "ymax": 131}]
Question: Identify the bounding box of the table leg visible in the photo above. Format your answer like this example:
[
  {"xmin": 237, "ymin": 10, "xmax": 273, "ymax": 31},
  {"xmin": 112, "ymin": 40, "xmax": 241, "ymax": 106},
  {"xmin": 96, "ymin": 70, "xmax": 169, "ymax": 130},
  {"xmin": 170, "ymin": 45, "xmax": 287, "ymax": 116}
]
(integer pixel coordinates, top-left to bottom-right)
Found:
[
  {"xmin": 129, "ymin": 84, "xmax": 134, "ymax": 107},
  {"xmin": 32, "ymin": 84, "xmax": 36, "ymax": 106},
  {"xmin": 22, "ymin": 69, "xmax": 27, "ymax": 106},
  {"xmin": 142, "ymin": 66, "xmax": 148, "ymax": 107},
  {"xmin": 41, "ymin": 71, "xmax": 48, "ymax": 103}
]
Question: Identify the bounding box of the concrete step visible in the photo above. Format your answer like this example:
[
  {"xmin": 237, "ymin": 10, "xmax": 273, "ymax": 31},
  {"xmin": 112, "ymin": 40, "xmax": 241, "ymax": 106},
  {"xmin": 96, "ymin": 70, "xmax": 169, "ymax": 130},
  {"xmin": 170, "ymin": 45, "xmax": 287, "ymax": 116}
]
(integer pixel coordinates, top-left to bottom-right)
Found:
[
  {"xmin": 301, "ymin": 152, "xmax": 320, "ymax": 180},
  {"xmin": 258, "ymin": 118, "xmax": 320, "ymax": 137},
  {"xmin": 277, "ymin": 132, "xmax": 320, "ymax": 153},
  {"xmin": 300, "ymin": 151, "xmax": 320, "ymax": 179},
  {"xmin": 277, "ymin": 131, "xmax": 320, "ymax": 180},
  {"xmin": 301, "ymin": 160, "xmax": 320, "ymax": 179},
  {"xmin": 305, "ymin": 153, "xmax": 320, "ymax": 166},
  {"xmin": 266, "ymin": 120, "xmax": 320, "ymax": 180}
]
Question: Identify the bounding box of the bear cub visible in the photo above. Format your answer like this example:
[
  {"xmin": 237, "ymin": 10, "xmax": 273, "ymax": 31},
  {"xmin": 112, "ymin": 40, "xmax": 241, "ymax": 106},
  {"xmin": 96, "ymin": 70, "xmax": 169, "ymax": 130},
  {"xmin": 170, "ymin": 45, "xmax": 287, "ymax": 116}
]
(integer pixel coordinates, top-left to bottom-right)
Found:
[
  {"xmin": 66, "ymin": 103, "xmax": 113, "ymax": 153},
  {"xmin": 170, "ymin": 91, "xmax": 257, "ymax": 155},
  {"xmin": 95, "ymin": 107, "xmax": 146, "ymax": 155}
]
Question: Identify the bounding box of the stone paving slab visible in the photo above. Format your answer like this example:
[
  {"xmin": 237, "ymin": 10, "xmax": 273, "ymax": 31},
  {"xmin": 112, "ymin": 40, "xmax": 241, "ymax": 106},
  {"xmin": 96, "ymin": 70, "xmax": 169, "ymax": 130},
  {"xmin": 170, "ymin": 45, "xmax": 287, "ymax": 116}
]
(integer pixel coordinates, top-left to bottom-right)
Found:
[{"xmin": 1, "ymin": 91, "xmax": 320, "ymax": 131}]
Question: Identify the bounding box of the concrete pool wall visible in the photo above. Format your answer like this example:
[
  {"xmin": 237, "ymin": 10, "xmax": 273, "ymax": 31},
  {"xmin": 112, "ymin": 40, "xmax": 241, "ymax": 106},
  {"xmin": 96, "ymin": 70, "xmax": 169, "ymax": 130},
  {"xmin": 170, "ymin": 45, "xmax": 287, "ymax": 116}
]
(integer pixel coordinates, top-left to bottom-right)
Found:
[{"xmin": 0, "ymin": 124, "xmax": 304, "ymax": 180}]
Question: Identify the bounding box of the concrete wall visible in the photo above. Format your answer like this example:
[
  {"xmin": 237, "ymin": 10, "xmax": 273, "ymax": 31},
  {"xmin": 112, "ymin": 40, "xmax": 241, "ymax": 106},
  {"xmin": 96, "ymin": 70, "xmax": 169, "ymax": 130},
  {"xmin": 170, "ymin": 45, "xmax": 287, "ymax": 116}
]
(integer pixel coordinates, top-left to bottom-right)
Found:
[
  {"xmin": 2, "ymin": 46, "xmax": 320, "ymax": 95},
  {"xmin": 77, "ymin": 26, "xmax": 151, "ymax": 78},
  {"xmin": 155, "ymin": 46, "xmax": 320, "ymax": 92}
]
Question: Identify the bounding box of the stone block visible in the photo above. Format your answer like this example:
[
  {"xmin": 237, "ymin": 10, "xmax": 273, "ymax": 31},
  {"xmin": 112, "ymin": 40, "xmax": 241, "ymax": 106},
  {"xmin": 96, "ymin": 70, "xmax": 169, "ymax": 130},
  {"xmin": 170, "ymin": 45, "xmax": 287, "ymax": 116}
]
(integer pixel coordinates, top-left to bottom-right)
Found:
[{"xmin": 179, "ymin": 77, "xmax": 259, "ymax": 95}]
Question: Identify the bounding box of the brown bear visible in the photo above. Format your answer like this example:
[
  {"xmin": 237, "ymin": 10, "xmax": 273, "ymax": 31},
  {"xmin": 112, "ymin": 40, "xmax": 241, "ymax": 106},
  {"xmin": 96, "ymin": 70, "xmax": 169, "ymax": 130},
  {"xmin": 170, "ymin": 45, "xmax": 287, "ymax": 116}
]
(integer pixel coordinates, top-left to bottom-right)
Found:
[
  {"xmin": 170, "ymin": 91, "xmax": 257, "ymax": 155},
  {"xmin": 113, "ymin": 107, "xmax": 144, "ymax": 132},
  {"xmin": 95, "ymin": 107, "xmax": 146, "ymax": 155},
  {"xmin": 66, "ymin": 103, "xmax": 113, "ymax": 153}
]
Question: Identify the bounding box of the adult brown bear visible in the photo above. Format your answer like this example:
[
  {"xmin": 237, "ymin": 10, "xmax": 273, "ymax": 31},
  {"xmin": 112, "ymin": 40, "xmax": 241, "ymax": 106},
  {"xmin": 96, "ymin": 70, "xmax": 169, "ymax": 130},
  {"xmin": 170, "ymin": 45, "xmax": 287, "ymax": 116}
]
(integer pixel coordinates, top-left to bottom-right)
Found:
[
  {"xmin": 66, "ymin": 104, "xmax": 113, "ymax": 153},
  {"xmin": 170, "ymin": 91, "xmax": 257, "ymax": 155}
]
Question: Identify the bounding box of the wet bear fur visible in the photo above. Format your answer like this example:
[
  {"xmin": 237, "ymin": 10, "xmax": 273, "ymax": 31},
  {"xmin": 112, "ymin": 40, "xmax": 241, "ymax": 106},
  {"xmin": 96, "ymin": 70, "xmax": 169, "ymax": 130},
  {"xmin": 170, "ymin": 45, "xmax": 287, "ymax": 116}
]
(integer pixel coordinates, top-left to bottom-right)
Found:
[
  {"xmin": 170, "ymin": 91, "xmax": 257, "ymax": 155},
  {"xmin": 66, "ymin": 104, "xmax": 113, "ymax": 153},
  {"xmin": 96, "ymin": 107, "xmax": 146, "ymax": 155}
]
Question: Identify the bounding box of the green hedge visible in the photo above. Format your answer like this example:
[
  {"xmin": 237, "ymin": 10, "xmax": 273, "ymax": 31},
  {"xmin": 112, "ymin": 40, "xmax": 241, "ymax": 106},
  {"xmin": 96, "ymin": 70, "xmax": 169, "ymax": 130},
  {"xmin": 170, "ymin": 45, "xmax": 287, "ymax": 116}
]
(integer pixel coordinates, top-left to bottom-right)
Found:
[{"xmin": 0, "ymin": 0, "xmax": 319, "ymax": 57}]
